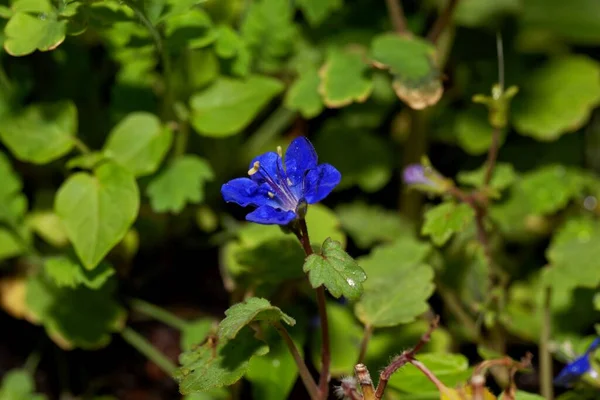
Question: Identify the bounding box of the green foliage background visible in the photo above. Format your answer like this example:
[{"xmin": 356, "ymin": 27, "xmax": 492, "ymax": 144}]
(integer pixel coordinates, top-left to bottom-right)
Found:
[{"xmin": 0, "ymin": 0, "xmax": 599, "ymax": 399}]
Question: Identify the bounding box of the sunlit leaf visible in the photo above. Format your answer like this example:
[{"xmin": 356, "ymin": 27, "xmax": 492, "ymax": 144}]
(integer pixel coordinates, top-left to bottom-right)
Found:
[{"xmin": 218, "ymin": 297, "xmax": 295, "ymax": 340}]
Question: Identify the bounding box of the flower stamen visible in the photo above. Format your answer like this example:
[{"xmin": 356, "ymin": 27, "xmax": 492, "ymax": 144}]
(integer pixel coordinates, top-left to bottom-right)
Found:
[
  {"xmin": 276, "ymin": 146, "xmax": 283, "ymax": 158},
  {"xmin": 248, "ymin": 161, "xmax": 260, "ymax": 176}
]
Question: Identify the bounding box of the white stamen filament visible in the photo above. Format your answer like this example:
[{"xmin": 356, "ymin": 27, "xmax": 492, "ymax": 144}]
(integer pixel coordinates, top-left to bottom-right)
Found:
[{"xmin": 276, "ymin": 146, "xmax": 283, "ymax": 157}]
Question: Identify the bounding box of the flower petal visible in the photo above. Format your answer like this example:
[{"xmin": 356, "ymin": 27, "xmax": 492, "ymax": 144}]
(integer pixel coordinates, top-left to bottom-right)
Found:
[
  {"xmin": 285, "ymin": 137, "xmax": 318, "ymax": 186},
  {"xmin": 246, "ymin": 205, "xmax": 296, "ymax": 225},
  {"xmin": 554, "ymin": 355, "xmax": 591, "ymax": 387},
  {"xmin": 304, "ymin": 163, "xmax": 341, "ymax": 204},
  {"xmin": 221, "ymin": 178, "xmax": 271, "ymax": 207},
  {"xmin": 248, "ymin": 152, "xmax": 285, "ymax": 185},
  {"xmin": 585, "ymin": 337, "xmax": 600, "ymax": 354}
]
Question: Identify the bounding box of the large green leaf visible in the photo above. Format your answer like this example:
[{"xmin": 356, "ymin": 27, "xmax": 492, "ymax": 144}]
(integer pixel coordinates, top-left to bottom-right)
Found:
[
  {"xmin": 190, "ymin": 76, "xmax": 284, "ymax": 137},
  {"xmin": 3, "ymin": 0, "xmax": 66, "ymax": 56},
  {"xmin": 371, "ymin": 33, "xmax": 442, "ymax": 110},
  {"xmin": 0, "ymin": 101, "xmax": 77, "ymax": 164},
  {"xmin": 45, "ymin": 255, "xmax": 115, "ymax": 289},
  {"xmin": 296, "ymin": 0, "xmax": 343, "ymax": 26},
  {"xmin": 421, "ymin": 202, "xmax": 475, "ymax": 246},
  {"xmin": 303, "ymin": 237, "xmax": 366, "ymax": 300},
  {"xmin": 319, "ymin": 49, "xmax": 372, "ymax": 108},
  {"xmin": 176, "ymin": 327, "xmax": 269, "ymax": 394},
  {"xmin": 218, "ymin": 298, "xmax": 295, "ymax": 340},
  {"xmin": 355, "ymin": 237, "xmax": 434, "ymax": 327},
  {"xmin": 146, "ymin": 155, "xmax": 214, "ymax": 213},
  {"xmin": 512, "ymin": 56, "xmax": 600, "ymax": 141},
  {"xmin": 26, "ymin": 275, "xmax": 126, "ymax": 349},
  {"xmin": 0, "ymin": 369, "xmax": 46, "ymax": 400},
  {"xmin": 336, "ymin": 202, "xmax": 412, "ymax": 249},
  {"xmin": 55, "ymin": 162, "xmax": 140, "ymax": 270},
  {"xmin": 103, "ymin": 112, "xmax": 173, "ymax": 177},
  {"xmin": 519, "ymin": 165, "xmax": 585, "ymax": 215}
]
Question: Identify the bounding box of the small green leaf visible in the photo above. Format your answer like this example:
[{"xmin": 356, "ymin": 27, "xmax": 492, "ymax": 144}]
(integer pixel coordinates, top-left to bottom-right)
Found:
[
  {"xmin": 284, "ymin": 67, "xmax": 324, "ymax": 118},
  {"xmin": 0, "ymin": 101, "xmax": 77, "ymax": 164},
  {"xmin": 55, "ymin": 162, "xmax": 140, "ymax": 270},
  {"xmin": 0, "ymin": 369, "xmax": 46, "ymax": 400},
  {"xmin": 190, "ymin": 76, "xmax": 284, "ymax": 137},
  {"xmin": 512, "ymin": 56, "xmax": 600, "ymax": 141},
  {"xmin": 319, "ymin": 49, "xmax": 372, "ymax": 108},
  {"xmin": 164, "ymin": 9, "xmax": 216, "ymax": 50},
  {"xmin": 454, "ymin": 107, "xmax": 502, "ymax": 155},
  {"xmin": 218, "ymin": 298, "xmax": 295, "ymax": 340},
  {"xmin": 181, "ymin": 319, "xmax": 215, "ymax": 352},
  {"xmin": 176, "ymin": 327, "xmax": 269, "ymax": 394},
  {"xmin": 519, "ymin": 165, "xmax": 585, "ymax": 215},
  {"xmin": 45, "ymin": 255, "xmax": 115, "ymax": 289},
  {"xmin": 26, "ymin": 275, "xmax": 126, "ymax": 349},
  {"xmin": 336, "ymin": 202, "xmax": 412, "ymax": 248},
  {"xmin": 421, "ymin": 202, "xmax": 475, "ymax": 246},
  {"xmin": 371, "ymin": 33, "xmax": 442, "ymax": 110},
  {"xmin": 303, "ymin": 237, "xmax": 366, "ymax": 300},
  {"xmin": 103, "ymin": 112, "xmax": 173, "ymax": 177},
  {"xmin": 296, "ymin": 0, "xmax": 342, "ymax": 26},
  {"xmin": 146, "ymin": 155, "xmax": 214, "ymax": 213},
  {"xmin": 388, "ymin": 353, "xmax": 471, "ymax": 394},
  {"xmin": 3, "ymin": 0, "xmax": 66, "ymax": 56},
  {"xmin": 457, "ymin": 163, "xmax": 517, "ymax": 191},
  {"xmin": 26, "ymin": 211, "xmax": 69, "ymax": 247},
  {"xmin": 355, "ymin": 237, "xmax": 434, "ymax": 327},
  {"xmin": 0, "ymin": 228, "xmax": 25, "ymax": 260},
  {"xmin": 454, "ymin": 0, "xmax": 520, "ymax": 28}
]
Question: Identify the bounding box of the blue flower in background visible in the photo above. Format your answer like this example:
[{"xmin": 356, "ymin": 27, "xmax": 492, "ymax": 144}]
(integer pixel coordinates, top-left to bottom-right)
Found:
[
  {"xmin": 403, "ymin": 164, "xmax": 434, "ymax": 186},
  {"xmin": 221, "ymin": 137, "xmax": 341, "ymax": 225},
  {"xmin": 554, "ymin": 337, "xmax": 600, "ymax": 387}
]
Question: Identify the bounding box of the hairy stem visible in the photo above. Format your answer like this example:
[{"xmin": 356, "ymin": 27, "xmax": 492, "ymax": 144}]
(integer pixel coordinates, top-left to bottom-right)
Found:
[
  {"xmin": 355, "ymin": 364, "xmax": 376, "ymax": 400},
  {"xmin": 274, "ymin": 322, "xmax": 320, "ymax": 400},
  {"xmin": 121, "ymin": 327, "xmax": 177, "ymax": 376},
  {"xmin": 357, "ymin": 325, "xmax": 373, "ymax": 364},
  {"xmin": 130, "ymin": 298, "xmax": 188, "ymax": 331},
  {"xmin": 427, "ymin": 0, "xmax": 460, "ymax": 44},
  {"xmin": 540, "ymin": 286, "xmax": 554, "ymax": 400},
  {"xmin": 298, "ymin": 218, "xmax": 331, "ymax": 399},
  {"xmin": 384, "ymin": 0, "xmax": 408, "ymax": 34}
]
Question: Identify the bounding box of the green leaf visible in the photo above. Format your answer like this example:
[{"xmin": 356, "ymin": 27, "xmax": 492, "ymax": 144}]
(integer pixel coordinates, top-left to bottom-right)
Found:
[
  {"xmin": 457, "ymin": 163, "xmax": 517, "ymax": 191},
  {"xmin": 314, "ymin": 123, "xmax": 394, "ymax": 192},
  {"xmin": 454, "ymin": 0, "xmax": 520, "ymax": 28},
  {"xmin": 176, "ymin": 327, "xmax": 269, "ymax": 394},
  {"xmin": 305, "ymin": 203, "xmax": 346, "ymax": 249},
  {"xmin": 103, "ymin": 112, "xmax": 173, "ymax": 177},
  {"xmin": 371, "ymin": 33, "xmax": 442, "ymax": 110},
  {"xmin": 519, "ymin": 165, "xmax": 585, "ymax": 215},
  {"xmin": 0, "ymin": 369, "xmax": 46, "ymax": 400},
  {"xmin": 218, "ymin": 298, "xmax": 295, "ymax": 340},
  {"xmin": 0, "ymin": 150, "xmax": 28, "ymax": 224},
  {"xmin": 454, "ymin": 107, "xmax": 503, "ymax": 155},
  {"xmin": 190, "ymin": 76, "xmax": 284, "ymax": 137},
  {"xmin": 164, "ymin": 9, "xmax": 216, "ymax": 50},
  {"xmin": 355, "ymin": 237, "xmax": 434, "ymax": 327},
  {"xmin": 26, "ymin": 275, "xmax": 126, "ymax": 349},
  {"xmin": 55, "ymin": 162, "xmax": 140, "ymax": 270},
  {"xmin": 388, "ymin": 353, "xmax": 471, "ymax": 394},
  {"xmin": 284, "ymin": 67, "xmax": 324, "ymax": 118},
  {"xmin": 45, "ymin": 255, "xmax": 115, "ymax": 289},
  {"xmin": 296, "ymin": 0, "xmax": 342, "ymax": 26},
  {"xmin": 303, "ymin": 237, "xmax": 366, "ymax": 300},
  {"xmin": 336, "ymin": 202, "xmax": 412, "ymax": 248},
  {"xmin": 181, "ymin": 319, "xmax": 215, "ymax": 352},
  {"xmin": 499, "ymin": 392, "xmax": 545, "ymax": 400},
  {"xmin": 544, "ymin": 217, "xmax": 600, "ymax": 290},
  {"xmin": 421, "ymin": 202, "xmax": 475, "ymax": 246},
  {"xmin": 66, "ymin": 152, "xmax": 106, "ymax": 170},
  {"xmin": 146, "ymin": 155, "xmax": 214, "ymax": 213},
  {"xmin": 0, "ymin": 228, "xmax": 25, "ymax": 260},
  {"xmin": 512, "ymin": 56, "xmax": 600, "ymax": 141},
  {"xmin": 241, "ymin": 0, "xmax": 296, "ymax": 73},
  {"xmin": 0, "ymin": 101, "xmax": 77, "ymax": 164},
  {"xmin": 26, "ymin": 211, "xmax": 69, "ymax": 247},
  {"xmin": 3, "ymin": 0, "xmax": 66, "ymax": 56},
  {"xmin": 319, "ymin": 49, "xmax": 372, "ymax": 108}
]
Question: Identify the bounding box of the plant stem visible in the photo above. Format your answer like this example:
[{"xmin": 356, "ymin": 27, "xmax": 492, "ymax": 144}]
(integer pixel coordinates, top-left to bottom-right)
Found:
[
  {"xmin": 427, "ymin": 0, "xmax": 460, "ymax": 44},
  {"xmin": 357, "ymin": 324, "xmax": 373, "ymax": 364},
  {"xmin": 274, "ymin": 322, "xmax": 320, "ymax": 400},
  {"xmin": 384, "ymin": 0, "xmax": 408, "ymax": 34},
  {"xmin": 173, "ymin": 122, "xmax": 190, "ymax": 158},
  {"xmin": 298, "ymin": 218, "xmax": 331, "ymax": 399},
  {"xmin": 355, "ymin": 364, "xmax": 376, "ymax": 400},
  {"xmin": 130, "ymin": 298, "xmax": 188, "ymax": 331},
  {"xmin": 540, "ymin": 286, "xmax": 554, "ymax": 400},
  {"xmin": 400, "ymin": 109, "xmax": 429, "ymax": 218},
  {"xmin": 121, "ymin": 327, "xmax": 177, "ymax": 376},
  {"xmin": 24, "ymin": 350, "xmax": 41, "ymax": 375},
  {"xmin": 72, "ymin": 137, "xmax": 91, "ymax": 155}
]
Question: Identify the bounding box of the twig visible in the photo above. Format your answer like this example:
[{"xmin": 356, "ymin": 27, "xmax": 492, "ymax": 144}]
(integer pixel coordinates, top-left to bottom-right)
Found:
[
  {"xmin": 274, "ymin": 322, "xmax": 320, "ymax": 400},
  {"xmin": 374, "ymin": 316, "xmax": 439, "ymax": 399},
  {"xmin": 298, "ymin": 218, "xmax": 331, "ymax": 399},
  {"xmin": 357, "ymin": 325, "xmax": 373, "ymax": 364},
  {"xmin": 427, "ymin": 0, "xmax": 460, "ymax": 44},
  {"xmin": 540, "ymin": 286, "xmax": 554, "ymax": 400},
  {"xmin": 384, "ymin": 0, "xmax": 408, "ymax": 34},
  {"xmin": 409, "ymin": 359, "xmax": 448, "ymax": 392},
  {"xmin": 355, "ymin": 364, "xmax": 376, "ymax": 400}
]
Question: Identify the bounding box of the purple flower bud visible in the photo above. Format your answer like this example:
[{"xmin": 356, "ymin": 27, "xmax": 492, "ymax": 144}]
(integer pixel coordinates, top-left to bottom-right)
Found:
[{"xmin": 403, "ymin": 164, "xmax": 434, "ymax": 186}]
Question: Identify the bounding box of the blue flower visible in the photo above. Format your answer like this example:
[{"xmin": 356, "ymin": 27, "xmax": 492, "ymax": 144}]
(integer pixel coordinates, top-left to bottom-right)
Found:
[
  {"xmin": 403, "ymin": 164, "xmax": 434, "ymax": 186},
  {"xmin": 554, "ymin": 337, "xmax": 600, "ymax": 387},
  {"xmin": 221, "ymin": 137, "xmax": 341, "ymax": 225}
]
